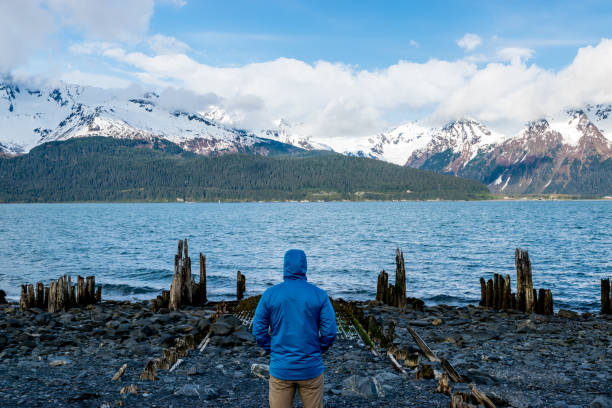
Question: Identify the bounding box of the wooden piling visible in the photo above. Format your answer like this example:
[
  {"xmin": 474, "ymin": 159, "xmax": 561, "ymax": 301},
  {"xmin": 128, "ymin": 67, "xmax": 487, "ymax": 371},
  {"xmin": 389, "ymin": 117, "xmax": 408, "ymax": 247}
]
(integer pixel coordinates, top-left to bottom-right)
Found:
[
  {"xmin": 515, "ymin": 248, "xmax": 534, "ymax": 313},
  {"xmin": 601, "ymin": 279, "xmax": 610, "ymax": 315},
  {"xmin": 502, "ymin": 274, "xmax": 511, "ymax": 310},
  {"xmin": 376, "ymin": 270, "xmax": 388, "ymax": 302},
  {"xmin": 237, "ymin": 271, "xmax": 246, "ymax": 300},
  {"xmin": 485, "ymin": 279, "xmax": 493, "ymax": 308},
  {"xmin": 395, "ymin": 248, "xmax": 407, "ymax": 308},
  {"xmin": 200, "ymin": 253, "xmax": 207, "ymax": 305},
  {"xmin": 493, "ymin": 274, "xmax": 499, "ymax": 309},
  {"xmin": 479, "ymin": 278, "xmax": 486, "ymax": 307}
]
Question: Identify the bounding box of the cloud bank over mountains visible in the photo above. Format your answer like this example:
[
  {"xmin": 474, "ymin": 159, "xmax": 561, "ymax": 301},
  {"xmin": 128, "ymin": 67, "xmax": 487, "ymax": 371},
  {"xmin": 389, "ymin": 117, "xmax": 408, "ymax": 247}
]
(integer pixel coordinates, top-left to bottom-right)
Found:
[{"xmin": 2, "ymin": 1, "xmax": 612, "ymax": 142}]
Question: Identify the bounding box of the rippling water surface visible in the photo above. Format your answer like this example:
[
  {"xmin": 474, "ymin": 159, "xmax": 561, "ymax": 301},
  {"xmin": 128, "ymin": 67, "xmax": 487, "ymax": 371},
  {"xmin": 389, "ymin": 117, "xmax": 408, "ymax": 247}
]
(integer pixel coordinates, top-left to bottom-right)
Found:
[{"xmin": 0, "ymin": 201, "xmax": 610, "ymax": 311}]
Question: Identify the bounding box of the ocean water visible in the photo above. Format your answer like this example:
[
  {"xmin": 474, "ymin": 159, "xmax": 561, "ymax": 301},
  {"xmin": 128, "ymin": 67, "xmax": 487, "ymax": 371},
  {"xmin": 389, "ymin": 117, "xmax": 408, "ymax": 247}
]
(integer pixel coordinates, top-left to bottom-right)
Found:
[{"xmin": 0, "ymin": 201, "xmax": 610, "ymax": 312}]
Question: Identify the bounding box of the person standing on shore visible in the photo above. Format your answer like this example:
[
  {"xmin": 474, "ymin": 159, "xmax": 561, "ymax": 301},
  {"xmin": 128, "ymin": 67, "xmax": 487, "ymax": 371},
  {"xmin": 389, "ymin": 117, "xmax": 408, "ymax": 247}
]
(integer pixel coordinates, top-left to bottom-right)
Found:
[{"xmin": 252, "ymin": 249, "xmax": 337, "ymax": 408}]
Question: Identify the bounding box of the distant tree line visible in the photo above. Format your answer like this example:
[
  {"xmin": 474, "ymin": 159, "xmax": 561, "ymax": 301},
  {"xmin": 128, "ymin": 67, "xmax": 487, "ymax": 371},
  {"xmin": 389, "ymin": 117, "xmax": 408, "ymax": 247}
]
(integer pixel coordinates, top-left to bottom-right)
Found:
[{"xmin": 0, "ymin": 137, "xmax": 491, "ymax": 202}]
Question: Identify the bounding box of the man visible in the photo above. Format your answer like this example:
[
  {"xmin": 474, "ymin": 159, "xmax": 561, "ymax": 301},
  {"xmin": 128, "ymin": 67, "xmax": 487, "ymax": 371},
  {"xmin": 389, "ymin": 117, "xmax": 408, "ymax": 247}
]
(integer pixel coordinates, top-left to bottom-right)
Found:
[{"xmin": 252, "ymin": 249, "xmax": 337, "ymax": 408}]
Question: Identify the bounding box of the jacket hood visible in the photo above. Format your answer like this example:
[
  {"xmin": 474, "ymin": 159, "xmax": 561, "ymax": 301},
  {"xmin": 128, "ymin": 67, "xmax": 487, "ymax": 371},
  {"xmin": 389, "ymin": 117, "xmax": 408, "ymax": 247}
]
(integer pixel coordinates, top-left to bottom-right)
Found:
[{"xmin": 283, "ymin": 249, "xmax": 307, "ymax": 281}]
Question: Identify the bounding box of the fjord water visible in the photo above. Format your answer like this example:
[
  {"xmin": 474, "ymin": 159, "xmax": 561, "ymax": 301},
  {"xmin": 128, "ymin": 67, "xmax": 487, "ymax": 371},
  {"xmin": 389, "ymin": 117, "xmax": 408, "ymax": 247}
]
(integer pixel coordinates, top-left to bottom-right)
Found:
[{"xmin": 0, "ymin": 201, "xmax": 610, "ymax": 312}]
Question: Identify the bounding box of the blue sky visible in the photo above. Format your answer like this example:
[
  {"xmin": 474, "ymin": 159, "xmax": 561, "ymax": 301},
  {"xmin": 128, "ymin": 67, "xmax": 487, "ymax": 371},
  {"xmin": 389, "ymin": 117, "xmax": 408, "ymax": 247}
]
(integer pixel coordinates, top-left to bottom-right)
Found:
[
  {"xmin": 146, "ymin": 0, "xmax": 610, "ymax": 69},
  {"xmin": 3, "ymin": 0, "xmax": 612, "ymax": 139}
]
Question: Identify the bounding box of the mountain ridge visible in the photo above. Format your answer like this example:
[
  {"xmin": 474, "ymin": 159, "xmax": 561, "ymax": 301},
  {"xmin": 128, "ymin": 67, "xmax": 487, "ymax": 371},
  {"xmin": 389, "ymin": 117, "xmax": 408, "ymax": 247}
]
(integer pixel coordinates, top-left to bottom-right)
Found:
[{"xmin": 2, "ymin": 78, "xmax": 611, "ymax": 195}]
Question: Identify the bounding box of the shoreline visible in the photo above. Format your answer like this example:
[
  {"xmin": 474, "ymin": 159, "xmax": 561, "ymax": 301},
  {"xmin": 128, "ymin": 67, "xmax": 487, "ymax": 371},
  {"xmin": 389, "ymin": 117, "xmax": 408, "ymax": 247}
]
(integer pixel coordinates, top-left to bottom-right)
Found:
[
  {"xmin": 1, "ymin": 298, "xmax": 610, "ymax": 407},
  {"xmin": 0, "ymin": 197, "xmax": 611, "ymax": 205}
]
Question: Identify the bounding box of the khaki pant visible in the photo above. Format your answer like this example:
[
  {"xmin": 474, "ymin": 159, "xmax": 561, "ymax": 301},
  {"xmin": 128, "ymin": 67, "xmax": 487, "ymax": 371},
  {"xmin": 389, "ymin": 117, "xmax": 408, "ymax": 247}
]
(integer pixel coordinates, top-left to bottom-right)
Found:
[{"xmin": 269, "ymin": 373, "xmax": 324, "ymax": 408}]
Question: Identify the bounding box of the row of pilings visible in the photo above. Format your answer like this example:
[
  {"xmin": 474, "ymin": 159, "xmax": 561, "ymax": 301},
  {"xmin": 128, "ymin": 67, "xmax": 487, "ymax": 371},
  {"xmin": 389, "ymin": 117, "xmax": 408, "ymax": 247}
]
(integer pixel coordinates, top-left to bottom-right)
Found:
[
  {"xmin": 478, "ymin": 248, "xmax": 553, "ymax": 315},
  {"xmin": 19, "ymin": 275, "xmax": 100, "ymax": 312},
  {"xmin": 8, "ymin": 242, "xmax": 611, "ymax": 315}
]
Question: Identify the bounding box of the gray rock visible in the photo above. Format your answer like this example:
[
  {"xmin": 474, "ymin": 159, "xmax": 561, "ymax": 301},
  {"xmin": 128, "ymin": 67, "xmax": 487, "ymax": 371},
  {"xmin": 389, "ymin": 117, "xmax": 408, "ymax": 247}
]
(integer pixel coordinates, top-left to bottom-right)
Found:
[
  {"xmin": 517, "ymin": 319, "xmax": 536, "ymax": 333},
  {"xmin": 342, "ymin": 375, "xmax": 385, "ymax": 400},
  {"xmin": 216, "ymin": 314, "xmax": 243, "ymax": 330},
  {"xmin": 233, "ymin": 328, "xmax": 254, "ymax": 343},
  {"xmin": 251, "ymin": 363, "xmax": 269, "ymax": 379},
  {"xmin": 211, "ymin": 322, "xmax": 233, "ymax": 336},
  {"xmin": 174, "ymin": 384, "xmax": 200, "ymax": 398},
  {"xmin": 590, "ymin": 397, "xmax": 611, "ymax": 408},
  {"xmin": 558, "ymin": 310, "xmax": 579, "ymax": 319}
]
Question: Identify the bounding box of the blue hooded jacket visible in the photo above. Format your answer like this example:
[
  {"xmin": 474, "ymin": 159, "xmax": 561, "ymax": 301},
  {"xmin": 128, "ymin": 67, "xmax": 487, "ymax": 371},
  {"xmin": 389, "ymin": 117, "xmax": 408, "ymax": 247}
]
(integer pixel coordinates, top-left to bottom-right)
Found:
[{"xmin": 252, "ymin": 249, "xmax": 337, "ymax": 380}]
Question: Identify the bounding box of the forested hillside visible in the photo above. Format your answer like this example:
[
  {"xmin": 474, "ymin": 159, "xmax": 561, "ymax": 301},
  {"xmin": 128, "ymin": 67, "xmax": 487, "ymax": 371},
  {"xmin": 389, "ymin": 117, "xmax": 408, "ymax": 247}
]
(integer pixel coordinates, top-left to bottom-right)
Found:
[{"xmin": 0, "ymin": 137, "xmax": 491, "ymax": 202}]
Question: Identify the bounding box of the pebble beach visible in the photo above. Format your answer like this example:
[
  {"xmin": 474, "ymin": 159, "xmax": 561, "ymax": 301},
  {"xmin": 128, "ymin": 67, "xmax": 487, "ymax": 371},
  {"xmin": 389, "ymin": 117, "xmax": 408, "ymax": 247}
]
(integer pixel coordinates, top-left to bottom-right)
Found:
[{"xmin": 1, "ymin": 298, "xmax": 610, "ymax": 407}]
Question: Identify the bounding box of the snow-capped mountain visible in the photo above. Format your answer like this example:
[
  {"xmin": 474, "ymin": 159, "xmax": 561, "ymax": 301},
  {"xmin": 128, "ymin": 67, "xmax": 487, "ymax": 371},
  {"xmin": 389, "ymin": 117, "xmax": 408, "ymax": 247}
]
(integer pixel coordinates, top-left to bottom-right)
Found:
[
  {"xmin": 2, "ymin": 78, "xmax": 611, "ymax": 195},
  {"xmin": 0, "ymin": 79, "xmax": 303, "ymax": 156},
  {"xmin": 342, "ymin": 111, "xmax": 612, "ymax": 195},
  {"xmin": 461, "ymin": 110, "xmax": 612, "ymax": 194},
  {"xmin": 344, "ymin": 119, "xmax": 505, "ymax": 168},
  {"xmin": 256, "ymin": 119, "xmax": 331, "ymax": 151}
]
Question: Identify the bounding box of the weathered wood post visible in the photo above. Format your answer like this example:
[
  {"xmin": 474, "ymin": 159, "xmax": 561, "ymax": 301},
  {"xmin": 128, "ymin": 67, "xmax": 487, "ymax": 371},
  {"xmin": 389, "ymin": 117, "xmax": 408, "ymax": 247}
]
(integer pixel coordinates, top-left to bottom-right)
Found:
[
  {"xmin": 77, "ymin": 276, "xmax": 85, "ymax": 305},
  {"xmin": 493, "ymin": 274, "xmax": 499, "ymax": 309},
  {"xmin": 479, "ymin": 277, "xmax": 486, "ymax": 306},
  {"xmin": 502, "ymin": 274, "xmax": 511, "ymax": 310},
  {"xmin": 542, "ymin": 289, "xmax": 553, "ymax": 315},
  {"xmin": 19, "ymin": 285, "xmax": 27, "ymax": 311},
  {"xmin": 237, "ymin": 271, "xmax": 246, "ymax": 300},
  {"xmin": 183, "ymin": 239, "xmax": 193, "ymax": 305},
  {"xmin": 200, "ymin": 253, "xmax": 207, "ymax": 304},
  {"xmin": 602, "ymin": 278, "xmax": 611, "ymax": 315},
  {"xmin": 36, "ymin": 282, "xmax": 45, "ymax": 309},
  {"xmin": 485, "ymin": 279, "xmax": 493, "ymax": 308},
  {"xmin": 515, "ymin": 248, "xmax": 534, "ymax": 313},
  {"xmin": 376, "ymin": 270, "xmax": 388, "ymax": 302},
  {"xmin": 395, "ymin": 248, "xmax": 407, "ymax": 308},
  {"xmin": 169, "ymin": 240, "xmax": 184, "ymax": 311}
]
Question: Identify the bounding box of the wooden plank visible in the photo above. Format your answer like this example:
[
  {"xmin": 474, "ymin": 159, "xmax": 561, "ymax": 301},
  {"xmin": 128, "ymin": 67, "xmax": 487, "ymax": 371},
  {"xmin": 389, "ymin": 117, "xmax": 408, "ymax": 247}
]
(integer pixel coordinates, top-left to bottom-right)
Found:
[
  {"xmin": 407, "ymin": 326, "xmax": 439, "ymax": 362},
  {"xmin": 470, "ymin": 384, "xmax": 496, "ymax": 408},
  {"xmin": 441, "ymin": 358, "xmax": 465, "ymax": 383}
]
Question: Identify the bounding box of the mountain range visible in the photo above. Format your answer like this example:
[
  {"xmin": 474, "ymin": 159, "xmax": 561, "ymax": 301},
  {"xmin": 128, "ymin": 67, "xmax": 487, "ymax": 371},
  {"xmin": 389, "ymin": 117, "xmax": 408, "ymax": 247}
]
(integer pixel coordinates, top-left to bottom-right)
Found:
[{"xmin": 1, "ymin": 79, "xmax": 611, "ymax": 196}]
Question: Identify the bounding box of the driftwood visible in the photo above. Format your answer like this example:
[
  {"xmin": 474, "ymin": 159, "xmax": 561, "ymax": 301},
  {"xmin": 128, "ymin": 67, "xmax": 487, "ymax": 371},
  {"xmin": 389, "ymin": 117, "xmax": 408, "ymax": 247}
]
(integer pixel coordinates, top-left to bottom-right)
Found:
[
  {"xmin": 602, "ymin": 278, "xmax": 611, "ymax": 315},
  {"xmin": 386, "ymin": 351, "xmax": 408, "ymax": 376},
  {"xmin": 237, "ymin": 271, "xmax": 246, "ymax": 300},
  {"xmin": 139, "ymin": 360, "xmax": 158, "ymax": 381},
  {"xmin": 469, "ymin": 384, "xmax": 496, "ymax": 408},
  {"xmin": 20, "ymin": 274, "xmax": 100, "ymax": 312},
  {"xmin": 111, "ymin": 363, "xmax": 128, "ymax": 381},
  {"xmin": 441, "ymin": 358, "xmax": 465, "ymax": 383},
  {"xmin": 435, "ymin": 373, "xmax": 451, "ymax": 395},
  {"xmin": 407, "ymin": 326, "xmax": 440, "ymax": 362},
  {"xmin": 450, "ymin": 392, "xmax": 477, "ymax": 408}
]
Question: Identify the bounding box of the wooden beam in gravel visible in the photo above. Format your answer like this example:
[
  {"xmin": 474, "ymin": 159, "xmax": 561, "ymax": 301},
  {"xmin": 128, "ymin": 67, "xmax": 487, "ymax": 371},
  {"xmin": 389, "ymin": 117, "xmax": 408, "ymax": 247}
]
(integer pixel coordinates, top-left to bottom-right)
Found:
[
  {"xmin": 469, "ymin": 384, "xmax": 496, "ymax": 408},
  {"xmin": 407, "ymin": 326, "xmax": 440, "ymax": 362},
  {"xmin": 441, "ymin": 358, "xmax": 465, "ymax": 383}
]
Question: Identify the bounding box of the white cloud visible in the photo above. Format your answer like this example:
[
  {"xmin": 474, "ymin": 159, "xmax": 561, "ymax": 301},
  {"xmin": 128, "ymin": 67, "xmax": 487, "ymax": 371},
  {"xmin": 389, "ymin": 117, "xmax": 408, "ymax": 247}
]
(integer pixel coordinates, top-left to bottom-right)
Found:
[
  {"xmin": 46, "ymin": 0, "xmax": 155, "ymax": 42},
  {"xmin": 496, "ymin": 47, "xmax": 535, "ymax": 65},
  {"xmin": 59, "ymin": 70, "xmax": 132, "ymax": 88},
  {"xmin": 457, "ymin": 33, "xmax": 482, "ymax": 51},
  {"xmin": 158, "ymin": 0, "xmax": 187, "ymax": 7},
  {"xmin": 93, "ymin": 38, "xmax": 612, "ymax": 138},
  {"xmin": 409, "ymin": 40, "xmax": 419, "ymax": 47},
  {"xmin": 0, "ymin": 0, "xmax": 55, "ymax": 72},
  {"xmin": 147, "ymin": 34, "xmax": 190, "ymax": 55},
  {"xmin": 69, "ymin": 41, "xmax": 117, "ymax": 55}
]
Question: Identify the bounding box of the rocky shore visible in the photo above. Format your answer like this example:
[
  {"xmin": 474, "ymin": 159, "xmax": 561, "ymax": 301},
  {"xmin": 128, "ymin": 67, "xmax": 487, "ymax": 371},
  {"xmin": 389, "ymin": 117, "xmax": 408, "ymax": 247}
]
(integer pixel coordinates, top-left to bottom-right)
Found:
[{"xmin": 1, "ymin": 299, "xmax": 610, "ymax": 407}]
